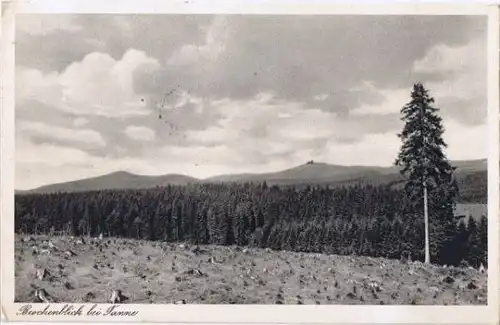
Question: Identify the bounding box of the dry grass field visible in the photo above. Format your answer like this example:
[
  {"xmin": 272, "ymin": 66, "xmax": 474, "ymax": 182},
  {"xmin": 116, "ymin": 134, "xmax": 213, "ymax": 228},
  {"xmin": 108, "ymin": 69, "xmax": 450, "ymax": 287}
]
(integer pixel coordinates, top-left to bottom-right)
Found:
[{"xmin": 15, "ymin": 235, "xmax": 487, "ymax": 305}]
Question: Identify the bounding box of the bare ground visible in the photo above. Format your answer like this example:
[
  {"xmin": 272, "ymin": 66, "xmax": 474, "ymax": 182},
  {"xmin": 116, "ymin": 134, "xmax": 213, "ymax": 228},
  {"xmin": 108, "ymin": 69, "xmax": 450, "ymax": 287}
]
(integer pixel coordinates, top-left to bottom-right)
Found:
[{"xmin": 15, "ymin": 235, "xmax": 487, "ymax": 305}]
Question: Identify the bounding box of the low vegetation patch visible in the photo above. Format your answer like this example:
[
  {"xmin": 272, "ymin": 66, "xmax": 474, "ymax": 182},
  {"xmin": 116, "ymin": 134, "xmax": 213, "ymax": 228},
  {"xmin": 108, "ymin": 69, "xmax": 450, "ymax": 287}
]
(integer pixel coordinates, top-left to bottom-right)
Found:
[{"xmin": 15, "ymin": 235, "xmax": 487, "ymax": 305}]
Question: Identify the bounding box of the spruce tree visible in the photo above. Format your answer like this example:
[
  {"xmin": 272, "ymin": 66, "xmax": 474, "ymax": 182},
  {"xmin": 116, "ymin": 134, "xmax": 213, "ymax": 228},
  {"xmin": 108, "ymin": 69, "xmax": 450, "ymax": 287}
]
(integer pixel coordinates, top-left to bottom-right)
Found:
[
  {"xmin": 467, "ymin": 217, "xmax": 480, "ymax": 267},
  {"xmin": 395, "ymin": 82, "xmax": 458, "ymax": 264},
  {"xmin": 455, "ymin": 219, "xmax": 470, "ymax": 265},
  {"xmin": 478, "ymin": 215, "xmax": 488, "ymax": 266},
  {"xmin": 223, "ymin": 210, "xmax": 235, "ymax": 246}
]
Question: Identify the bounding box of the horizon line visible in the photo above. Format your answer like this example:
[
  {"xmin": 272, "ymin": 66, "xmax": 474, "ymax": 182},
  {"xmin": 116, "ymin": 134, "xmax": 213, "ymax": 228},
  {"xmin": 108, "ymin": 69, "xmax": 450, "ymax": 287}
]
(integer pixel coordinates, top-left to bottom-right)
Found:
[{"xmin": 15, "ymin": 157, "xmax": 487, "ymax": 192}]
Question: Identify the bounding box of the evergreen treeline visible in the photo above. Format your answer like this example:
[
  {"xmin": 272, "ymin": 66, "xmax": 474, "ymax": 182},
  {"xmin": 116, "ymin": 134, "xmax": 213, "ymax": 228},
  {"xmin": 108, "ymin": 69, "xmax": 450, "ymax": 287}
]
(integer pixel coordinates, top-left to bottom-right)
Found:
[
  {"xmin": 456, "ymin": 171, "xmax": 488, "ymax": 204},
  {"xmin": 15, "ymin": 182, "xmax": 487, "ymax": 267}
]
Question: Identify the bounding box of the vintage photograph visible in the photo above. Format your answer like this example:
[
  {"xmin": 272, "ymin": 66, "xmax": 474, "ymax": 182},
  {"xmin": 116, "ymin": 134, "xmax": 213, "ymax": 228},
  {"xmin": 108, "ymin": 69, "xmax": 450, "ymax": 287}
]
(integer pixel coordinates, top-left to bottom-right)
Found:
[{"xmin": 12, "ymin": 12, "xmax": 490, "ymax": 307}]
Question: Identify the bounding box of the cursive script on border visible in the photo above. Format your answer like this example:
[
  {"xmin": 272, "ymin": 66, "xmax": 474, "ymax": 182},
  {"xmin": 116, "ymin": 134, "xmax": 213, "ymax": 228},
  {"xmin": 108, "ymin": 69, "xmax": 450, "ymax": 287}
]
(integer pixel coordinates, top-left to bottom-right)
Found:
[{"xmin": 17, "ymin": 304, "xmax": 139, "ymax": 317}]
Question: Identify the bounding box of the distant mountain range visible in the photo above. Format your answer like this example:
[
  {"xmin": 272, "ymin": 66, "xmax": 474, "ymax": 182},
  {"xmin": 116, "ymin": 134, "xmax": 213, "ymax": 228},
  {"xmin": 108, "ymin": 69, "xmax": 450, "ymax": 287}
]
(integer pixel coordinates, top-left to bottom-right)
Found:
[
  {"xmin": 17, "ymin": 172, "xmax": 199, "ymax": 194},
  {"xmin": 17, "ymin": 159, "xmax": 487, "ymax": 202}
]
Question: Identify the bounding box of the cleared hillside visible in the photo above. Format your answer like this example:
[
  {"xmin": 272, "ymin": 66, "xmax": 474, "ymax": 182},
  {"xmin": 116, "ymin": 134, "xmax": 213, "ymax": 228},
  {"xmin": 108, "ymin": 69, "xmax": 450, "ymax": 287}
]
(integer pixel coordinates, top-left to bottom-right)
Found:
[{"xmin": 16, "ymin": 235, "xmax": 487, "ymax": 305}]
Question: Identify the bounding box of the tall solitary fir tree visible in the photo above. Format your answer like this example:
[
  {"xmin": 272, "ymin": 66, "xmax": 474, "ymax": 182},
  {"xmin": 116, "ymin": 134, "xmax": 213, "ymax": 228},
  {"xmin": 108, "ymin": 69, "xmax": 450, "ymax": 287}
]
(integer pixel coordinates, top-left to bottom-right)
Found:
[{"xmin": 395, "ymin": 82, "xmax": 458, "ymax": 264}]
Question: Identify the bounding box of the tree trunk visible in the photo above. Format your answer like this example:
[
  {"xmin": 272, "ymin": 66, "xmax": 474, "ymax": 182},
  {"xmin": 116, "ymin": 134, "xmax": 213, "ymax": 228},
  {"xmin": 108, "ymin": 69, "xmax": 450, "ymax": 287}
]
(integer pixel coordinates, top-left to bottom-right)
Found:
[{"xmin": 424, "ymin": 185, "xmax": 430, "ymax": 264}]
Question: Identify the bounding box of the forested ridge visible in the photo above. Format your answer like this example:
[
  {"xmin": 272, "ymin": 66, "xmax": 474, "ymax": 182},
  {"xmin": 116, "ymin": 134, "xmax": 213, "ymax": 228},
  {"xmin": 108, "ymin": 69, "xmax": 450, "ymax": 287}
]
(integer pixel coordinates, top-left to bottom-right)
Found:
[
  {"xmin": 17, "ymin": 168, "xmax": 487, "ymax": 204},
  {"xmin": 15, "ymin": 182, "xmax": 487, "ymax": 267}
]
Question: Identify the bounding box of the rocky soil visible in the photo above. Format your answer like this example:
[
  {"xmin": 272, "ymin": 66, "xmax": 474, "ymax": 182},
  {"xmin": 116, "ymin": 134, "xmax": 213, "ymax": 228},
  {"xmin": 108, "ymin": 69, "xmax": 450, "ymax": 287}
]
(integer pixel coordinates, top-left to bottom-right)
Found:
[{"xmin": 15, "ymin": 235, "xmax": 487, "ymax": 305}]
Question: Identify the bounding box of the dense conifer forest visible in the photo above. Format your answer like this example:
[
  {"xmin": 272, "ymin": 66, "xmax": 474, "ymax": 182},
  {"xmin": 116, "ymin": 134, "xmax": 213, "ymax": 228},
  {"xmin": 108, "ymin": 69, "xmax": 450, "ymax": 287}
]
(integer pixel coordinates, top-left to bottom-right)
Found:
[{"xmin": 15, "ymin": 182, "xmax": 487, "ymax": 267}]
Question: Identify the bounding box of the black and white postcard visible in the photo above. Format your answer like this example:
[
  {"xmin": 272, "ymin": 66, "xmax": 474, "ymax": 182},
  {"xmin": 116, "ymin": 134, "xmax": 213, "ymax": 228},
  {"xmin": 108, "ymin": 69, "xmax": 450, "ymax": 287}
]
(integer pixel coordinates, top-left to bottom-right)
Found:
[{"xmin": 1, "ymin": 1, "xmax": 499, "ymax": 324}]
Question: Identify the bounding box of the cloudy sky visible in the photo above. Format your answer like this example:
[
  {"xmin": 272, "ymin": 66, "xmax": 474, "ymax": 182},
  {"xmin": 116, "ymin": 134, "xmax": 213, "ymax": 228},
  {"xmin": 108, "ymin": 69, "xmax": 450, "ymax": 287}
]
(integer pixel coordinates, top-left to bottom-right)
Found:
[{"xmin": 15, "ymin": 14, "xmax": 488, "ymax": 190}]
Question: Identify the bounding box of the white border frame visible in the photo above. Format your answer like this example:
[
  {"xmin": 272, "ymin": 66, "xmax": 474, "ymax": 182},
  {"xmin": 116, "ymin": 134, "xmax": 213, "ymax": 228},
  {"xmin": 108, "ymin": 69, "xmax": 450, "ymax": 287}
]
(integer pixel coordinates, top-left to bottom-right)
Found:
[{"xmin": 1, "ymin": 1, "xmax": 499, "ymax": 324}]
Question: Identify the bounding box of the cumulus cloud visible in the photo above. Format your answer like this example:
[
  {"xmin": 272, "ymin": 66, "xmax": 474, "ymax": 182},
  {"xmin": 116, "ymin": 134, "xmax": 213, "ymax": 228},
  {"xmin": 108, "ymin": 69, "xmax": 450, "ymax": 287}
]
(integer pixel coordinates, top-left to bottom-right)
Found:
[
  {"xmin": 17, "ymin": 49, "xmax": 161, "ymax": 118},
  {"xmin": 183, "ymin": 93, "xmax": 404, "ymax": 167},
  {"xmin": 125, "ymin": 126, "xmax": 156, "ymax": 142},
  {"xmin": 350, "ymin": 82, "xmax": 410, "ymax": 116},
  {"xmin": 442, "ymin": 119, "xmax": 486, "ymax": 161},
  {"xmin": 314, "ymin": 94, "xmax": 329, "ymax": 102},
  {"xmin": 18, "ymin": 120, "xmax": 106, "ymax": 148},
  {"xmin": 349, "ymin": 37, "xmax": 486, "ymax": 134},
  {"xmin": 73, "ymin": 117, "xmax": 89, "ymax": 127},
  {"xmin": 319, "ymin": 133, "xmax": 401, "ymax": 167},
  {"xmin": 16, "ymin": 14, "xmax": 82, "ymax": 35},
  {"xmin": 15, "ymin": 136, "xmax": 251, "ymax": 190},
  {"xmin": 16, "ymin": 137, "xmax": 96, "ymax": 169},
  {"xmin": 413, "ymin": 38, "xmax": 484, "ymax": 76},
  {"xmin": 167, "ymin": 16, "xmax": 229, "ymax": 66},
  {"xmin": 14, "ymin": 14, "xmax": 488, "ymax": 189},
  {"xmin": 413, "ymin": 37, "xmax": 487, "ymax": 125},
  {"xmin": 16, "ymin": 137, "xmax": 136, "ymax": 189},
  {"xmin": 186, "ymin": 93, "xmax": 333, "ymax": 145}
]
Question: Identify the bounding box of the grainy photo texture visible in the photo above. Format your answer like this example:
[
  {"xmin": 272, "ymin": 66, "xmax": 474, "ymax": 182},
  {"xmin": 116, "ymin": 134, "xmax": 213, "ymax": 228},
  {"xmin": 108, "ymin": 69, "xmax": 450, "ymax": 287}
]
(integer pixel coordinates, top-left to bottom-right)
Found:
[{"xmin": 14, "ymin": 14, "xmax": 489, "ymax": 306}]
